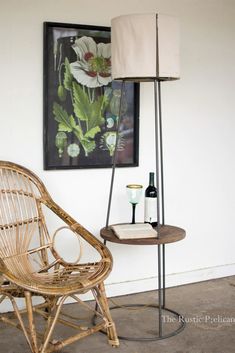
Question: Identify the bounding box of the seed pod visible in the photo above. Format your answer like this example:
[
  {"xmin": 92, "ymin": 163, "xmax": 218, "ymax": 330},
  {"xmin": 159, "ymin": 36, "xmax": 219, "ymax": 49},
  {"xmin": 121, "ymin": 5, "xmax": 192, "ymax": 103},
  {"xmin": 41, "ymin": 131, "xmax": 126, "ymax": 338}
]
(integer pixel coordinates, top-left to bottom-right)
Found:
[
  {"xmin": 55, "ymin": 132, "xmax": 67, "ymax": 157},
  {"xmin": 57, "ymin": 85, "xmax": 67, "ymax": 102}
]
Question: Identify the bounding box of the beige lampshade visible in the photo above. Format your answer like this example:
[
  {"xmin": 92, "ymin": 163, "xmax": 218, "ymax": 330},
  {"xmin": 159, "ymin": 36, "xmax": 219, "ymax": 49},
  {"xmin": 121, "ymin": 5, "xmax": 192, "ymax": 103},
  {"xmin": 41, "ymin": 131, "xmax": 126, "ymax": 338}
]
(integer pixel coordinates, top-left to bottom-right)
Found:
[{"xmin": 111, "ymin": 13, "xmax": 180, "ymax": 81}]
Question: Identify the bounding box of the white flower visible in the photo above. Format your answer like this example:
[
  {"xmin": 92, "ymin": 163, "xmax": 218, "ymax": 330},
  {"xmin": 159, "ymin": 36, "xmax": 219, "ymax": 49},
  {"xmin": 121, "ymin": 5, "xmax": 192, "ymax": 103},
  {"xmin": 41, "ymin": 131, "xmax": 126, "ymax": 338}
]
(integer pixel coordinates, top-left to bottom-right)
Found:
[{"xmin": 70, "ymin": 36, "xmax": 111, "ymax": 88}]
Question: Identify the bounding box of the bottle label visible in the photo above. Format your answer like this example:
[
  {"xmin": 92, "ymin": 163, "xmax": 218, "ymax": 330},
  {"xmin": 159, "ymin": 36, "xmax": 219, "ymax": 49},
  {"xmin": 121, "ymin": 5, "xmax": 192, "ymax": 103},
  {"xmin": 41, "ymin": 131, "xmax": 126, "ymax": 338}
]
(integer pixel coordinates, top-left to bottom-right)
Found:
[{"xmin": 144, "ymin": 197, "xmax": 157, "ymax": 223}]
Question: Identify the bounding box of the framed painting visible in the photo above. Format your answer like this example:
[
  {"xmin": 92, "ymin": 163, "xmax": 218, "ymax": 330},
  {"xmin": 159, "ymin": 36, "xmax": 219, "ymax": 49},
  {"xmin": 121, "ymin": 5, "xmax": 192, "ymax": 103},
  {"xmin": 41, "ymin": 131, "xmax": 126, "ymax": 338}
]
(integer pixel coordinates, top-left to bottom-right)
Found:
[{"xmin": 43, "ymin": 22, "xmax": 139, "ymax": 170}]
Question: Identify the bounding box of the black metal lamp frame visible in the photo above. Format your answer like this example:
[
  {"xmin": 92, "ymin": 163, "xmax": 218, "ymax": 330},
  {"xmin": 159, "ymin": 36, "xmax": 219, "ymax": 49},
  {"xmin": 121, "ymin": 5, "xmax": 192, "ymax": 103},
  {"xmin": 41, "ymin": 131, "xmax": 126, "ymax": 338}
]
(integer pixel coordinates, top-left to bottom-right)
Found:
[{"xmin": 104, "ymin": 79, "xmax": 186, "ymax": 341}]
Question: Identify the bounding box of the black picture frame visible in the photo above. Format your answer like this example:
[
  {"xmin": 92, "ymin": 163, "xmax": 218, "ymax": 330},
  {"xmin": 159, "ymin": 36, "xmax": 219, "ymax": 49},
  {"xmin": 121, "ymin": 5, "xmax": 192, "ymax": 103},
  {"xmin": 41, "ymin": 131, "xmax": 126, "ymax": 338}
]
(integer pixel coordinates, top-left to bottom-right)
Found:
[{"xmin": 43, "ymin": 22, "xmax": 139, "ymax": 170}]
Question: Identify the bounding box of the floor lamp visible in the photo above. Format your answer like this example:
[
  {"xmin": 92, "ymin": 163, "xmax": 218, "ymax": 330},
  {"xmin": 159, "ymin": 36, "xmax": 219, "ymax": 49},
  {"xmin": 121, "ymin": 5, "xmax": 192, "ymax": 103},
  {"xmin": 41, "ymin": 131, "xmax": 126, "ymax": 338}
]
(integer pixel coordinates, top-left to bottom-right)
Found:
[{"xmin": 104, "ymin": 13, "xmax": 185, "ymax": 340}]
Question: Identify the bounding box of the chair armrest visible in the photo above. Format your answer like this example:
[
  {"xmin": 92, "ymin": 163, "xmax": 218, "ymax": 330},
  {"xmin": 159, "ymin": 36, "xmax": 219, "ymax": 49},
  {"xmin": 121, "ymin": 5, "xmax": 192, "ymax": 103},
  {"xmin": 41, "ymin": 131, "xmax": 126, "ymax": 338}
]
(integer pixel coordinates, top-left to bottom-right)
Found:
[{"xmin": 43, "ymin": 198, "xmax": 113, "ymax": 268}]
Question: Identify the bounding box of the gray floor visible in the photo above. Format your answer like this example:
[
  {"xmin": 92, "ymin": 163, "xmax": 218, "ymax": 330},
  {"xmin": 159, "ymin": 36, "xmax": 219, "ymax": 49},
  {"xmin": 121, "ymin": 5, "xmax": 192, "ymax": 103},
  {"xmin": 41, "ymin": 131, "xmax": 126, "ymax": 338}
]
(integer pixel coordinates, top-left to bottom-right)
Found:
[{"xmin": 0, "ymin": 276, "xmax": 235, "ymax": 353}]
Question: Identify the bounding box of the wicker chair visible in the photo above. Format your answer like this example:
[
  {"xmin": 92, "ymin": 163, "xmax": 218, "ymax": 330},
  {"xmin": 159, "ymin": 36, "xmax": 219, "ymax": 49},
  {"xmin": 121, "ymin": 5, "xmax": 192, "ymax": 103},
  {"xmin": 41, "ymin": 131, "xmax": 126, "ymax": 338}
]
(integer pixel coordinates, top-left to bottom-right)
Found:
[{"xmin": 0, "ymin": 161, "xmax": 119, "ymax": 353}]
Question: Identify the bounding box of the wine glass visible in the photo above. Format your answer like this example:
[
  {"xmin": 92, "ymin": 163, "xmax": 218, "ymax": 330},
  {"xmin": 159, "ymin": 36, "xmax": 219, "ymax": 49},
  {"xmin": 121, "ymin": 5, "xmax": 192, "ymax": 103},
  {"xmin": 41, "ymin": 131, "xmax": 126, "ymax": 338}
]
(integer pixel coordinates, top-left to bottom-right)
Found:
[{"xmin": 126, "ymin": 184, "xmax": 143, "ymax": 224}]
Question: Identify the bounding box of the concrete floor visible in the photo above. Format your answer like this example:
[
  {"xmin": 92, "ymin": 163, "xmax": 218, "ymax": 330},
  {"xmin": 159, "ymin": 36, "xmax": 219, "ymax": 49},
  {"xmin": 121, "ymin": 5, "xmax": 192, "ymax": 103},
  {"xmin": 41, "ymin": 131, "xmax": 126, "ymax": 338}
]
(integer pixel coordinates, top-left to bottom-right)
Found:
[{"xmin": 0, "ymin": 276, "xmax": 235, "ymax": 353}]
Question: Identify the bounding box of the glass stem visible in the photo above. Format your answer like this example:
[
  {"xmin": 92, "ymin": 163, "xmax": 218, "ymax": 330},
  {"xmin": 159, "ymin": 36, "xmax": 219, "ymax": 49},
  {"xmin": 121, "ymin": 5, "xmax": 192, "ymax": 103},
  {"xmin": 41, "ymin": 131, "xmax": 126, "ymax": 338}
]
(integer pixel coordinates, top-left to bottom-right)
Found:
[{"xmin": 132, "ymin": 203, "xmax": 136, "ymax": 224}]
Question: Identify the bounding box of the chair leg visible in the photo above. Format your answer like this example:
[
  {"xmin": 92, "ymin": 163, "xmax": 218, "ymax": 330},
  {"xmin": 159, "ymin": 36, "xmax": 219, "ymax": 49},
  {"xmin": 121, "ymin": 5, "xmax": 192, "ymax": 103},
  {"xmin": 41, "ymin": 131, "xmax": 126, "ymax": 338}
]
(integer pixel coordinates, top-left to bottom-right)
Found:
[
  {"xmin": 40, "ymin": 296, "xmax": 67, "ymax": 353},
  {"xmin": 1, "ymin": 293, "xmax": 34, "ymax": 351},
  {"xmin": 42, "ymin": 297, "xmax": 58, "ymax": 345},
  {"xmin": 25, "ymin": 291, "xmax": 39, "ymax": 353},
  {"xmin": 95, "ymin": 282, "xmax": 119, "ymax": 347}
]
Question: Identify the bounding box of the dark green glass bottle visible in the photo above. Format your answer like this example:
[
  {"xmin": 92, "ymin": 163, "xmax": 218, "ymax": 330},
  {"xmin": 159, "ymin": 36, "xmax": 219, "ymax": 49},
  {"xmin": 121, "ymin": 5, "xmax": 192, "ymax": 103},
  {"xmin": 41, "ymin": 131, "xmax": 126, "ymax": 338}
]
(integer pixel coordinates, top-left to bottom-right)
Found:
[{"xmin": 144, "ymin": 172, "xmax": 158, "ymax": 227}]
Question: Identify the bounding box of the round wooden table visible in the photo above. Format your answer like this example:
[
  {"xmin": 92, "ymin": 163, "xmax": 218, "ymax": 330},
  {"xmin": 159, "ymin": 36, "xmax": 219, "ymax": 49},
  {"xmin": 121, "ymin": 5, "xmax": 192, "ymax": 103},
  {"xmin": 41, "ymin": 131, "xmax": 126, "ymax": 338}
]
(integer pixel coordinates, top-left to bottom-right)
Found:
[
  {"xmin": 100, "ymin": 224, "xmax": 186, "ymax": 341},
  {"xmin": 100, "ymin": 224, "xmax": 185, "ymax": 245}
]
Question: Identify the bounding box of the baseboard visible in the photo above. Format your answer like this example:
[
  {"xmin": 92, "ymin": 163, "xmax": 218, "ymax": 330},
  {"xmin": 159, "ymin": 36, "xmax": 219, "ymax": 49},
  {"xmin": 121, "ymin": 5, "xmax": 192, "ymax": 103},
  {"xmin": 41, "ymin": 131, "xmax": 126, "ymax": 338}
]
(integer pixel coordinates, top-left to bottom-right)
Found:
[
  {"xmin": 1, "ymin": 263, "xmax": 234, "ymax": 312},
  {"xmin": 104, "ymin": 262, "xmax": 235, "ymax": 298}
]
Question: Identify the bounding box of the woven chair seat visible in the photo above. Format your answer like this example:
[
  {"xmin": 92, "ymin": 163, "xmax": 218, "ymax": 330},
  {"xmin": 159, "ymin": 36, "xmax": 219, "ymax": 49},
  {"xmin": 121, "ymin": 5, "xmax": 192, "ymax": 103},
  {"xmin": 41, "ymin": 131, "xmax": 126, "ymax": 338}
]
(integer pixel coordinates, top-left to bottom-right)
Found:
[{"xmin": 3, "ymin": 260, "xmax": 110, "ymax": 296}]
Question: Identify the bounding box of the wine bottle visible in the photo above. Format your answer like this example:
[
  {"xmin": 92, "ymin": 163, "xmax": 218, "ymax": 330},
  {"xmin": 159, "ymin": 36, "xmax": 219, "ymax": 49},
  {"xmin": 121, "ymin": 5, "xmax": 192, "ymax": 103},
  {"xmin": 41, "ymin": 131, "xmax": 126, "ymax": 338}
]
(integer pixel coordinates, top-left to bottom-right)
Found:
[{"xmin": 144, "ymin": 172, "xmax": 158, "ymax": 227}]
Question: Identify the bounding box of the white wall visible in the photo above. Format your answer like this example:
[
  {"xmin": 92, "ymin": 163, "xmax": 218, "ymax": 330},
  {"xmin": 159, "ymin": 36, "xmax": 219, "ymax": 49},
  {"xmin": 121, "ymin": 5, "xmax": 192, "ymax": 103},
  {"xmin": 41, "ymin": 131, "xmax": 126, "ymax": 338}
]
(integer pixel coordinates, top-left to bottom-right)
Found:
[{"xmin": 0, "ymin": 0, "xmax": 235, "ymax": 308}]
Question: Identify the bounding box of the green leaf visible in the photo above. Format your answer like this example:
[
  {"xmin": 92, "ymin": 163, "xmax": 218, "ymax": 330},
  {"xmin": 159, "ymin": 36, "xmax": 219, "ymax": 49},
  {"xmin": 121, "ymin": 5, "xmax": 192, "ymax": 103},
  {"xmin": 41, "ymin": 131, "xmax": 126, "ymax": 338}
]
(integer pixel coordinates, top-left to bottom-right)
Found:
[
  {"xmin": 63, "ymin": 57, "xmax": 73, "ymax": 90},
  {"xmin": 69, "ymin": 115, "xmax": 77, "ymax": 129},
  {"xmin": 58, "ymin": 123, "xmax": 72, "ymax": 132},
  {"xmin": 85, "ymin": 126, "xmax": 101, "ymax": 139},
  {"xmin": 53, "ymin": 103, "xmax": 75, "ymax": 132},
  {"xmin": 82, "ymin": 140, "xmax": 96, "ymax": 154},
  {"xmin": 88, "ymin": 95, "xmax": 107, "ymax": 130},
  {"xmin": 73, "ymin": 82, "xmax": 91, "ymax": 121},
  {"xmin": 73, "ymin": 125, "xmax": 84, "ymax": 140}
]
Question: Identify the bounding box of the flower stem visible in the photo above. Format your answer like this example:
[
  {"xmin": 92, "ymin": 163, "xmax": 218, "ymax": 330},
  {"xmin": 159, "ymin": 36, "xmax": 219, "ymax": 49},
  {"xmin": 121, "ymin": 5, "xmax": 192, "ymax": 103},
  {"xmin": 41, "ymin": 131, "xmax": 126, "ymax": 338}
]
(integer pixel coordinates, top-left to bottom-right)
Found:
[{"xmin": 58, "ymin": 63, "xmax": 65, "ymax": 85}]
